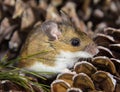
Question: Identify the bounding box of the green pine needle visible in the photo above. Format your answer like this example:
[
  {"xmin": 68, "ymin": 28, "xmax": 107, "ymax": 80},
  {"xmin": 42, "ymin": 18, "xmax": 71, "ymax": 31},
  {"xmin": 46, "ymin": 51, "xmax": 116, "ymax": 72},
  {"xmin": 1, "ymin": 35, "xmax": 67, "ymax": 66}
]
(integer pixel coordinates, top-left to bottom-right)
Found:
[
  {"xmin": 0, "ymin": 50, "xmax": 54, "ymax": 92},
  {"xmin": 0, "ymin": 71, "xmax": 34, "ymax": 92},
  {"xmin": 0, "ymin": 69, "xmax": 50, "ymax": 92}
]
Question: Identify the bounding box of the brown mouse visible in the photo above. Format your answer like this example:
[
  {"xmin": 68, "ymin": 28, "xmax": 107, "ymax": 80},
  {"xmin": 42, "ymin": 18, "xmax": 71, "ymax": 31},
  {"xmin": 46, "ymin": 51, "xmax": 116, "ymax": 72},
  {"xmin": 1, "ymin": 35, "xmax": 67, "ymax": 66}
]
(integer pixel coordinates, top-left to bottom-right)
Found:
[{"xmin": 18, "ymin": 20, "xmax": 98, "ymax": 77}]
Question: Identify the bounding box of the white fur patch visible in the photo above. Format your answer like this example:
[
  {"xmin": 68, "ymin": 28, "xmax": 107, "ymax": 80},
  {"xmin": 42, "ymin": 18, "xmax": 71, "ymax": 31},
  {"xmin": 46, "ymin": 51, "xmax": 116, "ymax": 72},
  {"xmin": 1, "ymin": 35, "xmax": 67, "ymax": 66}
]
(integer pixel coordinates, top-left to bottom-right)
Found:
[{"xmin": 26, "ymin": 51, "xmax": 92, "ymax": 73}]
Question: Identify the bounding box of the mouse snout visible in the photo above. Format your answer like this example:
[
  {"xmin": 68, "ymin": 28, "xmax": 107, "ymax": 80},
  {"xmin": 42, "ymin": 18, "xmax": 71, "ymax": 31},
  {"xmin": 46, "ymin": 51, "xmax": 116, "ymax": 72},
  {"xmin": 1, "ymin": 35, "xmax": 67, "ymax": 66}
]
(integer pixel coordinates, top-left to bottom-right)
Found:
[{"xmin": 84, "ymin": 43, "xmax": 99, "ymax": 56}]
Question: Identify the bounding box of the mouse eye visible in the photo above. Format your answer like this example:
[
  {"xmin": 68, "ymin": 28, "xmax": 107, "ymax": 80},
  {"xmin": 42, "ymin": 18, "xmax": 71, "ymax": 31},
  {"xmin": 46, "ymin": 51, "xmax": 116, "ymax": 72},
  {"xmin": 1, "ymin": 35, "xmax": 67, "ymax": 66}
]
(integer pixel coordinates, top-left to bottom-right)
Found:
[{"xmin": 71, "ymin": 38, "xmax": 80, "ymax": 46}]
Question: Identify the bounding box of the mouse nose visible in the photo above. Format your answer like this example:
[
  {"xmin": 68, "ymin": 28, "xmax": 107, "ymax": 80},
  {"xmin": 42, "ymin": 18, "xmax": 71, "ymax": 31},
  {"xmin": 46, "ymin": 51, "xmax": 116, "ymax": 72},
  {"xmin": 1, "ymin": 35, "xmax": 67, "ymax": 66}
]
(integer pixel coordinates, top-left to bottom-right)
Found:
[{"xmin": 84, "ymin": 43, "xmax": 99, "ymax": 56}]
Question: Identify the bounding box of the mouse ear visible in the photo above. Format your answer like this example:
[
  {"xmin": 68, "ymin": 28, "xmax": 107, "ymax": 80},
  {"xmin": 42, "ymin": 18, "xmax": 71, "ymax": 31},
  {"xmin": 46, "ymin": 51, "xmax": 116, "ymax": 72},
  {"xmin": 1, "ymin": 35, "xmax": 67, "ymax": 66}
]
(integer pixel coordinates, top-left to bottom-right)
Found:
[
  {"xmin": 41, "ymin": 20, "xmax": 61, "ymax": 41},
  {"xmin": 60, "ymin": 10, "xmax": 73, "ymax": 26}
]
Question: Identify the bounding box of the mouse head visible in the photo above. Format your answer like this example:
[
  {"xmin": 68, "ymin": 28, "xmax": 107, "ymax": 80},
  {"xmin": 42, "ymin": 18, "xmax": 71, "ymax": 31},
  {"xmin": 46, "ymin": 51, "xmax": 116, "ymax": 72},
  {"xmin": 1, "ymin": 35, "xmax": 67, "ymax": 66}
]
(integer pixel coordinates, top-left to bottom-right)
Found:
[
  {"xmin": 19, "ymin": 17, "xmax": 98, "ymax": 75},
  {"xmin": 41, "ymin": 20, "xmax": 98, "ymax": 55}
]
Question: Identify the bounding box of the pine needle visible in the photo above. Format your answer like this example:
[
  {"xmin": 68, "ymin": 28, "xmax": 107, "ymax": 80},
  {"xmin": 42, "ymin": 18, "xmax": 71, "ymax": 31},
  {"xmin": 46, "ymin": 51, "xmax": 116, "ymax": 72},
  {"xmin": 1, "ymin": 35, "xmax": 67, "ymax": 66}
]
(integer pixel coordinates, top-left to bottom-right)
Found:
[
  {"xmin": 0, "ymin": 50, "xmax": 53, "ymax": 92},
  {"xmin": 0, "ymin": 71, "xmax": 34, "ymax": 92}
]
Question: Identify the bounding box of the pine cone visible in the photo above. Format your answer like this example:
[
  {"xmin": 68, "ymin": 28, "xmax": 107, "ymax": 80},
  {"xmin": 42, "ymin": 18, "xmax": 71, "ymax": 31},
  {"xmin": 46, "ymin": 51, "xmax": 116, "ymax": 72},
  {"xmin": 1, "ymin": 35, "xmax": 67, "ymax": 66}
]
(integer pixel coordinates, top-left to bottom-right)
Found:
[{"xmin": 94, "ymin": 28, "xmax": 120, "ymax": 75}]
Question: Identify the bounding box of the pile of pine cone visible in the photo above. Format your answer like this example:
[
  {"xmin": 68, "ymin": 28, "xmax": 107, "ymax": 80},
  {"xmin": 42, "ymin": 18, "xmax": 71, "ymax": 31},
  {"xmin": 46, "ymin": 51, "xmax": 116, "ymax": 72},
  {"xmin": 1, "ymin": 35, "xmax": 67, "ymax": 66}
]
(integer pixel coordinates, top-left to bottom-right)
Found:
[
  {"xmin": 0, "ymin": 0, "xmax": 120, "ymax": 92},
  {"xmin": 51, "ymin": 28, "xmax": 120, "ymax": 92}
]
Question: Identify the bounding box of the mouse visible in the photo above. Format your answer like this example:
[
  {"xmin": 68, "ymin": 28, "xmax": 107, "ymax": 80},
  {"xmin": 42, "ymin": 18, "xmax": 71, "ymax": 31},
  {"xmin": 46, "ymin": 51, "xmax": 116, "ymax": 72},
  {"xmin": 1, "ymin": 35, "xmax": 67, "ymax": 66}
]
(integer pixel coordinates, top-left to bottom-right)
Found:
[{"xmin": 18, "ymin": 19, "xmax": 98, "ymax": 77}]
